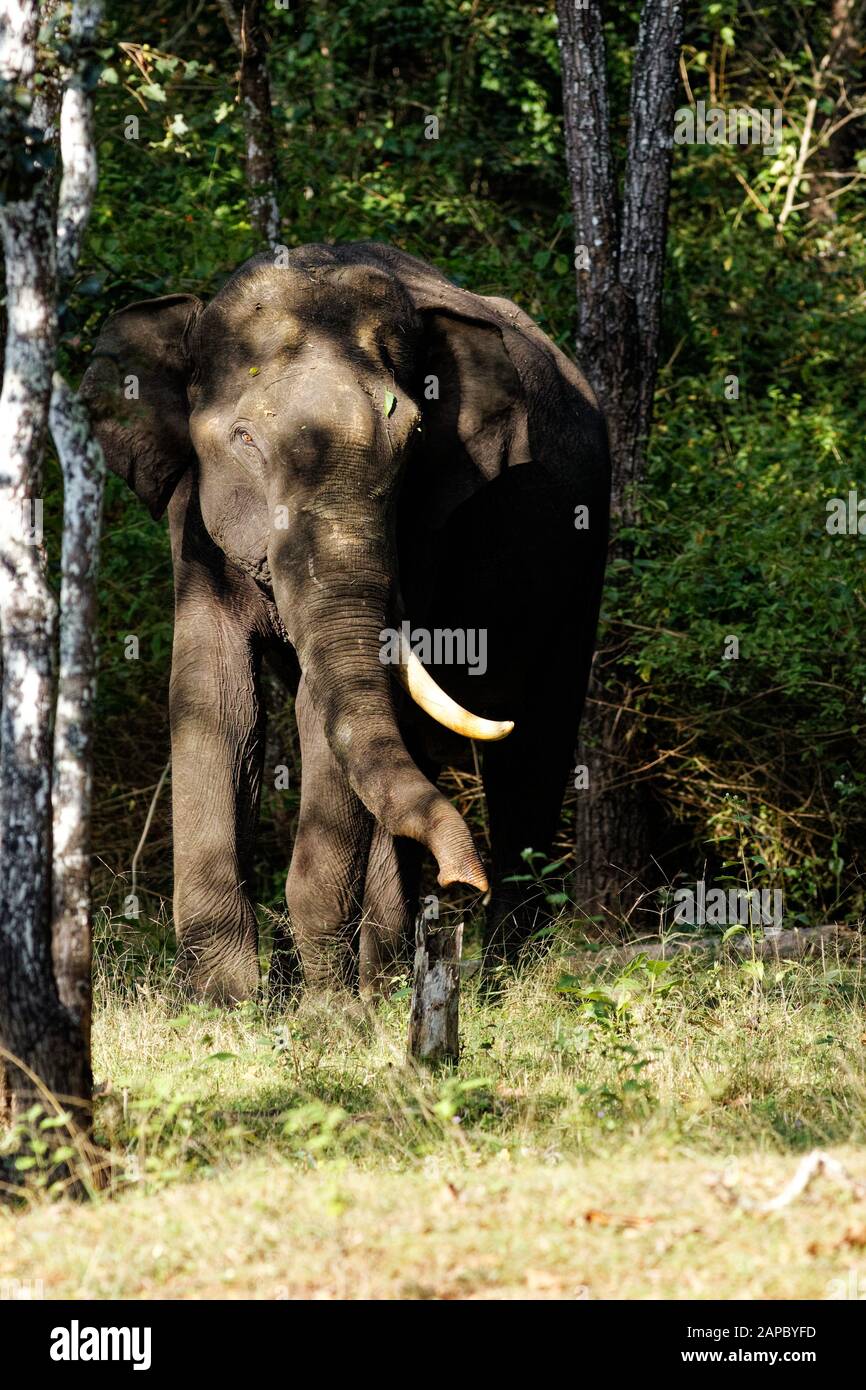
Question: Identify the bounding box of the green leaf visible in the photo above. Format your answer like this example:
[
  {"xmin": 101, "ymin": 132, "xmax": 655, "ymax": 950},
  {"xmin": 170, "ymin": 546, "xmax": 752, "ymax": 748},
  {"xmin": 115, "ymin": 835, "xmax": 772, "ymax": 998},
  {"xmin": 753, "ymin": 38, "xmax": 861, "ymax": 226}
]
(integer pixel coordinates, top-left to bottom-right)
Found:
[
  {"xmin": 721, "ymin": 924, "xmax": 747, "ymax": 943},
  {"xmin": 540, "ymin": 858, "xmax": 567, "ymax": 877},
  {"xmin": 384, "ymin": 391, "xmax": 397, "ymax": 417}
]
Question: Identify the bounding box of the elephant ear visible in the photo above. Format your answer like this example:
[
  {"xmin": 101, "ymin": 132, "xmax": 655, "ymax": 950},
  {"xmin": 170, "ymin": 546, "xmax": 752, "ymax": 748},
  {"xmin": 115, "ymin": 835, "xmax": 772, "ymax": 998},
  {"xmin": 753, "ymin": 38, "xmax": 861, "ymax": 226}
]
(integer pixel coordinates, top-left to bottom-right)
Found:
[
  {"xmin": 80, "ymin": 293, "xmax": 203, "ymax": 519},
  {"xmin": 364, "ymin": 245, "xmax": 609, "ymax": 506}
]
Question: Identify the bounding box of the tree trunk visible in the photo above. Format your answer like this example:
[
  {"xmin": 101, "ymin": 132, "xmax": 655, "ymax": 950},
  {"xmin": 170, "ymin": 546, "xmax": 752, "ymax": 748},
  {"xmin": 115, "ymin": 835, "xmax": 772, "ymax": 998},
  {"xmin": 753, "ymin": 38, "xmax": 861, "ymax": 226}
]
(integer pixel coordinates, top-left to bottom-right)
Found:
[
  {"xmin": 557, "ymin": 0, "xmax": 685, "ymax": 928},
  {"xmin": 408, "ymin": 915, "xmax": 463, "ymax": 1065},
  {"xmin": 0, "ymin": 0, "xmax": 90, "ymax": 1126},
  {"xmin": 49, "ymin": 0, "xmax": 105, "ymax": 1068},
  {"xmin": 50, "ymin": 377, "xmax": 104, "ymax": 1051},
  {"xmin": 218, "ymin": 0, "xmax": 281, "ymax": 244},
  {"xmin": 0, "ymin": 0, "xmax": 102, "ymax": 1150}
]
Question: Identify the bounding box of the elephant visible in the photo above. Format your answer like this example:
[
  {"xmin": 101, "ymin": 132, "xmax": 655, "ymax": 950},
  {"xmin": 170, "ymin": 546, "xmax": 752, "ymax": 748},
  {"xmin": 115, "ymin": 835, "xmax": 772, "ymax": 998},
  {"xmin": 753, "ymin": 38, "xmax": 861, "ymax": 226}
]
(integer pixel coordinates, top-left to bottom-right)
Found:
[{"xmin": 81, "ymin": 242, "xmax": 610, "ymax": 1002}]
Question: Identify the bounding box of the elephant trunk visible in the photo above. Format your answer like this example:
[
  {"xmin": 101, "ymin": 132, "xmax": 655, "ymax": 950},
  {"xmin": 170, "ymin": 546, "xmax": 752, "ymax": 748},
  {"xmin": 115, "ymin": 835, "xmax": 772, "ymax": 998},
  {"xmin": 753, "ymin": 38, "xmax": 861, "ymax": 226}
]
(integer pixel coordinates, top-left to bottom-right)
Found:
[{"xmin": 270, "ymin": 516, "xmax": 488, "ymax": 892}]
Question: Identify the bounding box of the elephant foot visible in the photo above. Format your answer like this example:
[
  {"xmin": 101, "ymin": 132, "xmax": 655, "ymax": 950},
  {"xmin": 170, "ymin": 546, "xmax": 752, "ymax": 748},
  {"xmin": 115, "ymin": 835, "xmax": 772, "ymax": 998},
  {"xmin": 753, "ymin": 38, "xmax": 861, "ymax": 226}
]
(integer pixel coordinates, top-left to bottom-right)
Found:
[
  {"xmin": 174, "ymin": 938, "xmax": 261, "ymax": 1004},
  {"xmin": 359, "ymin": 971, "xmax": 401, "ymax": 1003},
  {"xmin": 267, "ymin": 924, "xmax": 304, "ymax": 1008}
]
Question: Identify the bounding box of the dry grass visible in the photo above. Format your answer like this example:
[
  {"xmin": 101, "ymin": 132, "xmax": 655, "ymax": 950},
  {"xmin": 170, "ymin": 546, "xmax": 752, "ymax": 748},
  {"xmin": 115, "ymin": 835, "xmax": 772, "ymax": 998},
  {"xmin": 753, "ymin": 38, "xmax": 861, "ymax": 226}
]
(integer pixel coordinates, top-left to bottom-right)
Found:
[
  {"xmin": 3, "ymin": 1151, "xmax": 866, "ymax": 1300},
  {"xmin": 2, "ymin": 922, "xmax": 866, "ymax": 1299}
]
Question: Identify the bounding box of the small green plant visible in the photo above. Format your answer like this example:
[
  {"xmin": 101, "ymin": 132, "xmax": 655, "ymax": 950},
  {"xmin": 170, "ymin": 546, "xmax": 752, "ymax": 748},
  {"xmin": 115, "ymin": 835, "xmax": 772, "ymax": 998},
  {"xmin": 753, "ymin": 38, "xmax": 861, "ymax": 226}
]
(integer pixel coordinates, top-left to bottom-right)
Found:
[
  {"xmin": 504, "ymin": 847, "xmax": 572, "ymax": 933},
  {"xmin": 0, "ymin": 1104, "xmax": 85, "ymax": 1197},
  {"xmin": 557, "ymin": 953, "xmax": 681, "ymax": 1027}
]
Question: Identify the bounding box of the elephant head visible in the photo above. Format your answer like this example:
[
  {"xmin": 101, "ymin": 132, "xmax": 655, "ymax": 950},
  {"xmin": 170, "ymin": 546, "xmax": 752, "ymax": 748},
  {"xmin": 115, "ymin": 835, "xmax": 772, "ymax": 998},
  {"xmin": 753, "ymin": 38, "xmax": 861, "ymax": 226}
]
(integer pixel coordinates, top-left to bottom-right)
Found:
[{"xmin": 81, "ymin": 243, "xmax": 606, "ymax": 896}]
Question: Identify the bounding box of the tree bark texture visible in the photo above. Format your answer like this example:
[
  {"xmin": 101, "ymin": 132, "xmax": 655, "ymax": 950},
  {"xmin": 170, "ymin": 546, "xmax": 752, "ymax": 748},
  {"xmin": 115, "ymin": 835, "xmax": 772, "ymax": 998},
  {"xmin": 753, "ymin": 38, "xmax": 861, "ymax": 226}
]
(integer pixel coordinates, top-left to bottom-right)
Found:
[
  {"xmin": 557, "ymin": 1, "xmax": 685, "ymax": 927},
  {"xmin": 408, "ymin": 916, "xmax": 463, "ymax": 1066},
  {"xmin": 50, "ymin": 0, "xmax": 104, "ymax": 1063},
  {"xmin": 50, "ymin": 375, "xmax": 104, "ymax": 1048},
  {"xmin": 0, "ymin": 0, "xmax": 90, "ymax": 1123},
  {"xmin": 0, "ymin": 0, "xmax": 103, "ymax": 1137},
  {"xmin": 218, "ymin": 0, "xmax": 281, "ymax": 244}
]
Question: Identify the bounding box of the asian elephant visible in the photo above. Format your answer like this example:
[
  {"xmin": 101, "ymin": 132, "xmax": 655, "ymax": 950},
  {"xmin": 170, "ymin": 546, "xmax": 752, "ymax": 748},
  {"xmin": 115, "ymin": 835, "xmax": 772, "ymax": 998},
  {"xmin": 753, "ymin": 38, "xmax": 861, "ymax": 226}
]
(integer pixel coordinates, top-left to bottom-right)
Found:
[{"xmin": 81, "ymin": 242, "xmax": 610, "ymax": 1002}]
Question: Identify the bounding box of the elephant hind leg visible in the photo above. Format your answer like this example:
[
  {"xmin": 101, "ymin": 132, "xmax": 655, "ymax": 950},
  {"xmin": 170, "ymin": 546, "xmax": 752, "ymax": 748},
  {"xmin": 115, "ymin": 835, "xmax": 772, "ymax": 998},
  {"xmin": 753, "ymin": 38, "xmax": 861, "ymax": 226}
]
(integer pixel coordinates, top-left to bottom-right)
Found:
[
  {"xmin": 359, "ymin": 827, "xmax": 424, "ymax": 997},
  {"xmin": 481, "ymin": 702, "xmax": 579, "ymax": 967}
]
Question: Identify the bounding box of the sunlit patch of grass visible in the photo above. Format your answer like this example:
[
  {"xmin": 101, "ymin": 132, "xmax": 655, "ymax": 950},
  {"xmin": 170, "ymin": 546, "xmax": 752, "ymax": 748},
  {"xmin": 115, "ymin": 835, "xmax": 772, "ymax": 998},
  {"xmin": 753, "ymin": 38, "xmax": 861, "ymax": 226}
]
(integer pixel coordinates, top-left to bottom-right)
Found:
[{"xmin": 1, "ymin": 915, "xmax": 864, "ymax": 1297}]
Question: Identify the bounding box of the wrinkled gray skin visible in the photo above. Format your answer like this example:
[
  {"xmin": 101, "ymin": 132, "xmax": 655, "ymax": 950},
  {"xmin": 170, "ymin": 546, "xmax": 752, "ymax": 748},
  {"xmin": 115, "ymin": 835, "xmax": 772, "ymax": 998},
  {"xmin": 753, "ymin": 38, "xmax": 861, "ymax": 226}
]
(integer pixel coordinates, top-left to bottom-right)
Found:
[{"xmin": 82, "ymin": 243, "xmax": 610, "ymax": 1002}]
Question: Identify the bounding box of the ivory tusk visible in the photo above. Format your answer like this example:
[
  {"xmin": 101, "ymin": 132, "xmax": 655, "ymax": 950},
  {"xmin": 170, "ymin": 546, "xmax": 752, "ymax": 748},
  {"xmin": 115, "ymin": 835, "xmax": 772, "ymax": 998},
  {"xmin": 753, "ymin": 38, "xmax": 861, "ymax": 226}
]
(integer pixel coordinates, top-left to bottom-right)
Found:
[{"xmin": 396, "ymin": 634, "xmax": 514, "ymax": 742}]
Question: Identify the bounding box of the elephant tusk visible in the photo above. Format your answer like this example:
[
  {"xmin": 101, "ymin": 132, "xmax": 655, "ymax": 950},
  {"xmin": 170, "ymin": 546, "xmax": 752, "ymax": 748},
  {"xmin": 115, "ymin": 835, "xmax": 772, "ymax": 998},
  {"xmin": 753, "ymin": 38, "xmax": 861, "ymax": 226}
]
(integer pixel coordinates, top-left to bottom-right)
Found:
[{"xmin": 396, "ymin": 634, "xmax": 515, "ymax": 742}]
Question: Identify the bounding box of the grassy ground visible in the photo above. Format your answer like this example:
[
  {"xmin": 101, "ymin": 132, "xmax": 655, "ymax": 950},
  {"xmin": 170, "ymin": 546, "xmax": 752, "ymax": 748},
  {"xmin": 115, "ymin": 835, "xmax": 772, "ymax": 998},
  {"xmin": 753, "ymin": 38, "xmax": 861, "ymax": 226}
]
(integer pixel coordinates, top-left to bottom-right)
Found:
[{"xmin": 2, "ymin": 928, "xmax": 866, "ymax": 1299}]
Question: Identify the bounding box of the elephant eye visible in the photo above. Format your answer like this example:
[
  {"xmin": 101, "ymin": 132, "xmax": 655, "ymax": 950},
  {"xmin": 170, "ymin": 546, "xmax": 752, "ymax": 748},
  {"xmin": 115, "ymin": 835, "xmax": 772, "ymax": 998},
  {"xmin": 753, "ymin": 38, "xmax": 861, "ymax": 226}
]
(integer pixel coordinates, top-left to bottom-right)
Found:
[{"xmin": 240, "ymin": 429, "xmax": 254, "ymax": 446}]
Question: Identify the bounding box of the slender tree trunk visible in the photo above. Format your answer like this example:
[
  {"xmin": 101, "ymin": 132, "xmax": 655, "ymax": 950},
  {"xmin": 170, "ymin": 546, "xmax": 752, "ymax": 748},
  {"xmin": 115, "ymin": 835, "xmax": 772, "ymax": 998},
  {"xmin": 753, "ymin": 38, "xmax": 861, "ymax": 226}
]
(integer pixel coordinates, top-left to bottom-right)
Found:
[
  {"xmin": 0, "ymin": 0, "xmax": 103, "ymax": 1144},
  {"xmin": 50, "ymin": 0, "xmax": 104, "ymax": 1056},
  {"xmin": 218, "ymin": 0, "xmax": 281, "ymax": 244},
  {"xmin": 50, "ymin": 378, "xmax": 104, "ymax": 1048},
  {"xmin": 557, "ymin": 0, "xmax": 685, "ymax": 928},
  {"xmin": 0, "ymin": 0, "xmax": 88, "ymax": 1124}
]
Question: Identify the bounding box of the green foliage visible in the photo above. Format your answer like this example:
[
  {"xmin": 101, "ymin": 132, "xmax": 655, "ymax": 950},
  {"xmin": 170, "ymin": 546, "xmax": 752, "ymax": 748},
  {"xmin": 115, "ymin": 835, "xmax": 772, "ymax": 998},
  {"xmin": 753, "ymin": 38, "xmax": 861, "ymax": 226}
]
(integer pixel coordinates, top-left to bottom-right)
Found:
[{"xmin": 0, "ymin": 1104, "xmax": 91, "ymax": 1198}]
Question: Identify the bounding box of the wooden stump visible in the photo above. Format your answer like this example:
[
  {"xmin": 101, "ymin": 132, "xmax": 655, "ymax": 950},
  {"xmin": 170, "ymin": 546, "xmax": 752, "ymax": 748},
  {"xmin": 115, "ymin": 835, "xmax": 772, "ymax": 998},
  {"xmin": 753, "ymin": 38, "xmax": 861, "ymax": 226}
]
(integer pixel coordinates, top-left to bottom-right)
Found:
[{"xmin": 407, "ymin": 916, "xmax": 463, "ymax": 1065}]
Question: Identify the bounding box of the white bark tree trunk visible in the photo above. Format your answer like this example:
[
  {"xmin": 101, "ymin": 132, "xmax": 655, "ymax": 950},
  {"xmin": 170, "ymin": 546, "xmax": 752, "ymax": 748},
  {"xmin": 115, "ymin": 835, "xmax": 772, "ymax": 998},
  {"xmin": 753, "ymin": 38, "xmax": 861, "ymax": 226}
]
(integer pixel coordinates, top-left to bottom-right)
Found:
[
  {"xmin": 0, "ymin": 0, "xmax": 103, "ymax": 1138},
  {"xmin": 0, "ymin": 0, "xmax": 83, "ymax": 1122},
  {"xmin": 50, "ymin": 0, "xmax": 104, "ymax": 1051},
  {"xmin": 50, "ymin": 375, "xmax": 104, "ymax": 1038}
]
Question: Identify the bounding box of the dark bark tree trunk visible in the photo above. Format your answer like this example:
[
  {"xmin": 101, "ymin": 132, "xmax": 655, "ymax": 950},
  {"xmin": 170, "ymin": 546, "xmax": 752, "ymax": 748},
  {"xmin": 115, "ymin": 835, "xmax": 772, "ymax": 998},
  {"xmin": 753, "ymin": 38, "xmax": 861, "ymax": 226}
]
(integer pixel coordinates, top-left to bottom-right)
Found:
[
  {"xmin": 0, "ymin": 0, "xmax": 103, "ymax": 1150},
  {"xmin": 556, "ymin": 0, "xmax": 685, "ymax": 929},
  {"xmin": 217, "ymin": 0, "xmax": 281, "ymax": 244}
]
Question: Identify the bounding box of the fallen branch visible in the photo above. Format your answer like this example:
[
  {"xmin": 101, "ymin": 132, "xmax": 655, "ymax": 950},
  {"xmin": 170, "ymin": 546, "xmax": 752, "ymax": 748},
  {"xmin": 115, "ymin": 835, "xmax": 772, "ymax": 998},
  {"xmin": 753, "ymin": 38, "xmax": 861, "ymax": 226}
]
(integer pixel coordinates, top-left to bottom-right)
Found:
[
  {"xmin": 576, "ymin": 923, "xmax": 858, "ymax": 967},
  {"xmin": 708, "ymin": 1151, "xmax": 866, "ymax": 1214}
]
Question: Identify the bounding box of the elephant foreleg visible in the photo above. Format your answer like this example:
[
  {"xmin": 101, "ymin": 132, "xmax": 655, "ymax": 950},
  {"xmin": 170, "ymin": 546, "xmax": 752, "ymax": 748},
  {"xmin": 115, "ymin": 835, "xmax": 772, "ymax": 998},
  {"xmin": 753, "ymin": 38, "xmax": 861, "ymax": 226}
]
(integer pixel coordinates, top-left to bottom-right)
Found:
[
  {"xmin": 284, "ymin": 677, "xmax": 373, "ymax": 992},
  {"xmin": 169, "ymin": 566, "xmax": 266, "ymax": 1003}
]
